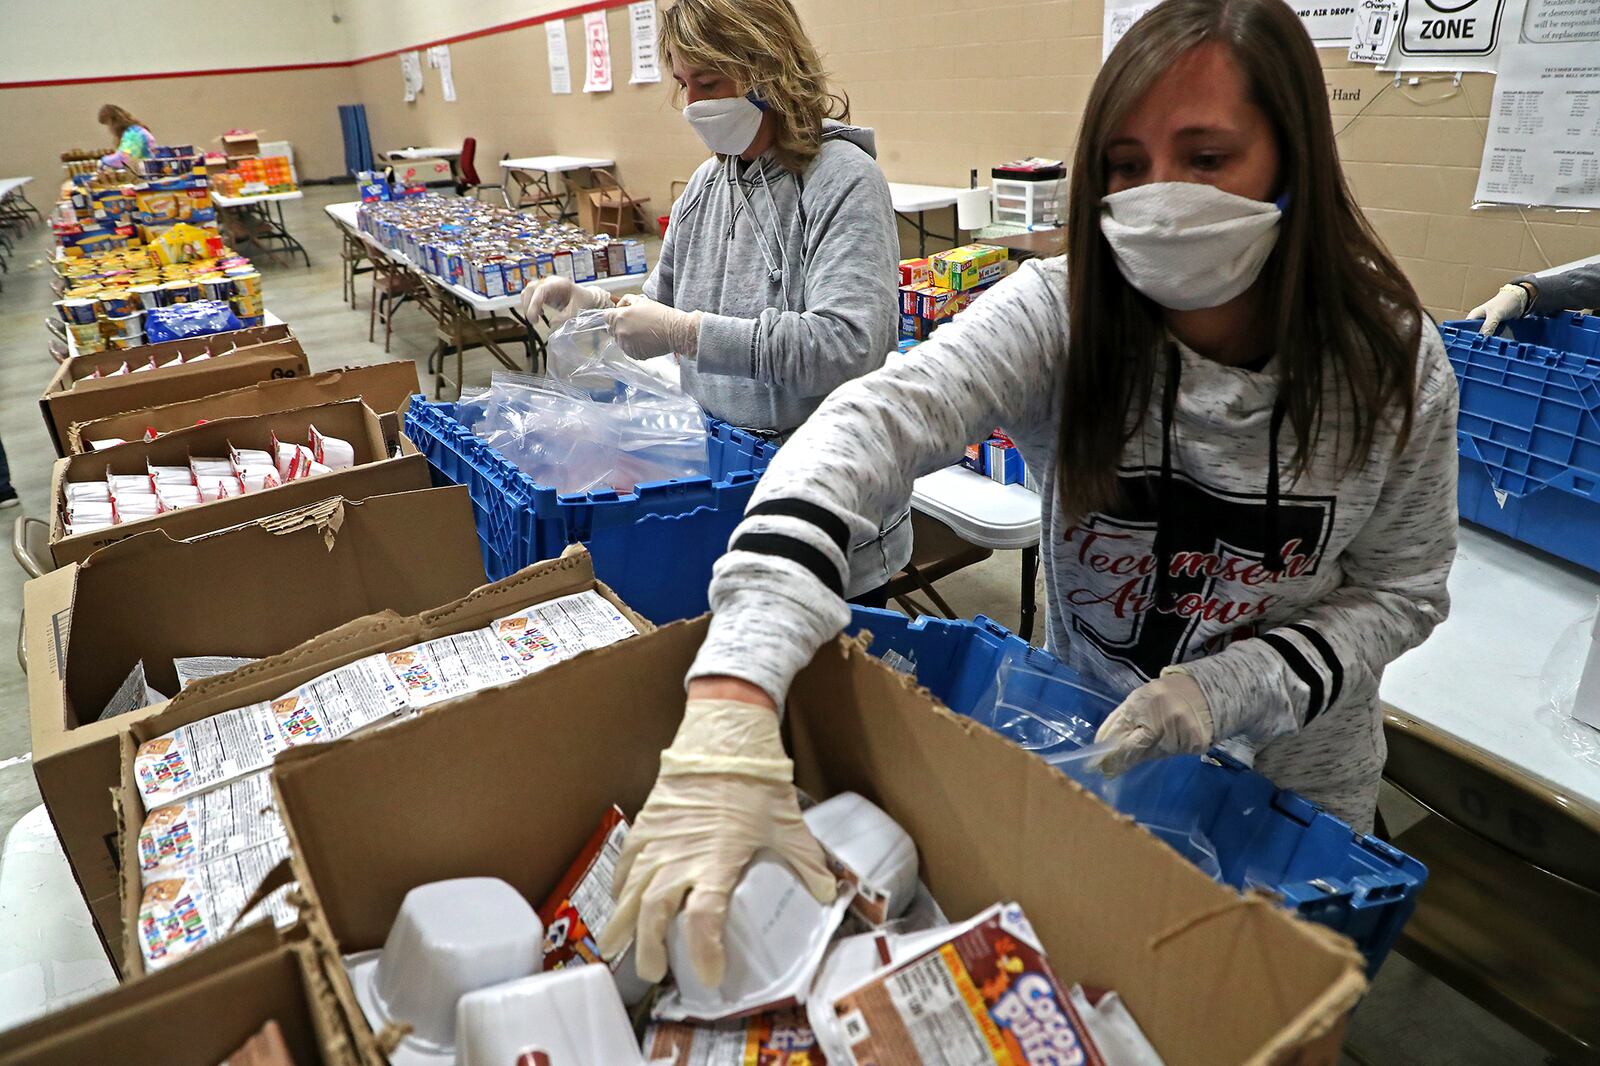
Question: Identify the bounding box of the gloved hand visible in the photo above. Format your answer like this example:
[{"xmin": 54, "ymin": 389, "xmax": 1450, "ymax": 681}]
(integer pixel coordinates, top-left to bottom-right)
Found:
[
  {"xmin": 519, "ymin": 275, "xmax": 614, "ymax": 324},
  {"xmin": 1092, "ymin": 670, "xmax": 1213, "ymax": 777},
  {"xmin": 599, "ymin": 698, "xmax": 836, "ymax": 987},
  {"xmin": 1467, "ymin": 283, "xmax": 1530, "ymax": 336},
  {"xmin": 603, "ymin": 295, "xmax": 701, "ymax": 360}
]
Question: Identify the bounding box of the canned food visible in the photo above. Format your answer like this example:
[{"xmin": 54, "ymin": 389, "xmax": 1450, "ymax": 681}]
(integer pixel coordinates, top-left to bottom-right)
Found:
[
  {"xmin": 224, "ymin": 269, "xmax": 261, "ymax": 295},
  {"xmin": 55, "ymin": 298, "xmax": 99, "ymax": 324},
  {"xmin": 99, "ymin": 290, "xmax": 137, "ymax": 317},
  {"xmin": 160, "ymin": 280, "xmax": 199, "ymax": 304}
]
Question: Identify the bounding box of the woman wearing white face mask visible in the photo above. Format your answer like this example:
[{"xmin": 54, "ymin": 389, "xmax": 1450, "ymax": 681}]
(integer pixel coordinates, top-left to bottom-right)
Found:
[
  {"xmin": 520, "ymin": 0, "xmax": 906, "ymax": 599},
  {"xmin": 600, "ymin": 0, "xmax": 1459, "ymax": 990}
]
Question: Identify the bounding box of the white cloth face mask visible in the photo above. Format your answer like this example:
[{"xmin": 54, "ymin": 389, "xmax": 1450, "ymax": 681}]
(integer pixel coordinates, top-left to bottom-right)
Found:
[
  {"xmin": 1099, "ymin": 181, "xmax": 1283, "ymax": 310},
  {"xmin": 684, "ymin": 94, "xmax": 766, "ymax": 156}
]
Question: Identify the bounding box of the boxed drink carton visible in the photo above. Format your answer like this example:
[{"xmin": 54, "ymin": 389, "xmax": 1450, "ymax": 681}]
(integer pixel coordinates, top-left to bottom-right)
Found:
[
  {"xmin": 68, "ymin": 362, "xmax": 421, "ymax": 454},
  {"xmin": 47, "ymin": 399, "xmax": 428, "ymax": 566},
  {"xmin": 40, "ymin": 324, "xmax": 308, "ymax": 456},
  {"xmin": 930, "ymin": 243, "xmax": 1008, "ymax": 291},
  {"xmin": 113, "ymin": 547, "xmax": 650, "ymax": 978},
  {"xmin": 267, "ymin": 617, "xmax": 1367, "ymax": 1066},
  {"xmin": 24, "ymin": 487, "xmax": 485, "ymax": 967},
  {"xmin": 0, "ymin": 924, "xmax": 357, "ymax": 1066}
]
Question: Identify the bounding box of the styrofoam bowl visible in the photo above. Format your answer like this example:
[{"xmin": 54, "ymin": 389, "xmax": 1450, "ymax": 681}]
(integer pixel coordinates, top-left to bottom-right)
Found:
[
  {"xmin": 457, "ymin": 963, "xmax": 648, "ymax": 1066},
  {"xmin": 803, "ymin": 792, "xmax": 919, "ymax": 922},
  {"xmin": 344, "ymin": 877, "xmax": 543, "ymax": 1065}
]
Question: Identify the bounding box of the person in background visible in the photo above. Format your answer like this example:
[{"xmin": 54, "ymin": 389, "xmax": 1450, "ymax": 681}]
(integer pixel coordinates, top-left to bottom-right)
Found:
[
  {"xmin": 601, "ymin": 0, "xmax": 1459, "ymax": 990},
  {"xmin": 98, "ymin": 105, "xmax": 154, "ymax": 171},
  {"xmin": 1467, "ymin": 254, "xmax": 1600, "ymax": 335},
  {"xmin": 519, "ymin": 0, "xmax": 907, "ymax": 601}
]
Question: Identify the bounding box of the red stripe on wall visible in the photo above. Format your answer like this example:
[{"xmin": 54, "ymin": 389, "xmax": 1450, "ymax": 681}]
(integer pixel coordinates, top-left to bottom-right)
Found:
[{"xmin": 0, "ymin": 0, "xmax": 634, "ymax": 90}]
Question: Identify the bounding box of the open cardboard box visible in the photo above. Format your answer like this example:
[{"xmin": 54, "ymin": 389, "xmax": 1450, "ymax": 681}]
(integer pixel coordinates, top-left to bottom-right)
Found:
[
  {"xmin": 113, "ymin": 547, "xmax": 650, "ymax": 979},
  {"xmin": 40, "ymin": 324, "xmax": 308, "ymax": 456},
  {"xmin": 0, "ymin": 924, "xmax": 358, "ymax": 1066},
  {"xmin": 25, "ymin": 486, "xmax": 486, "ymax": 970},
  {"xmin": 268, "ymin": 617, "xmax": 1368, "ymax": 1066},
  {"xmin": 48, "ymin": 398, "xmax": 430, "ymax": 566},
  {"xmin": 67, "ymin": 361, "xmax": 423, "ymax": 454}
]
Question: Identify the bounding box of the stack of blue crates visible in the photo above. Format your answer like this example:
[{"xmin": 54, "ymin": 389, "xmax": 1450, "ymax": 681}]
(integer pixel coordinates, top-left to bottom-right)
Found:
[
  {"xmin": 1441, "ymin": 312, "xmax": 1600, "ymax": 572},
  {"xmin": 848, "ymin": 606, "xmax": 1427, "ymax": 975},
  {"xmin": 403, "ymin": 396, "xmax": 777, "ymax": 623}
]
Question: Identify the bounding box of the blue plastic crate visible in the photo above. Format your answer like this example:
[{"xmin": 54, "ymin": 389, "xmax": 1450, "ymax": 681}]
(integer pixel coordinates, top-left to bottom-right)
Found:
[
  {"xmin": 1441, "ymin": 314, "xmax": 1600, "ymax": 572},
  {"xmin": 404, "ymin": 396, "xmax": 777, "ymax": 623},
  {"xmin": 848, "ymin": 606, "xmax": 1428, "ymax": 975}
]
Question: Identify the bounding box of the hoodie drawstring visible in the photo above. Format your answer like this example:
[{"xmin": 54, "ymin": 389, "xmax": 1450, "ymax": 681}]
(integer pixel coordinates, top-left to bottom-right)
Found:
[{"xmin": 1151, "ymin": 346, "xmax": 1288, "ymax": 610}]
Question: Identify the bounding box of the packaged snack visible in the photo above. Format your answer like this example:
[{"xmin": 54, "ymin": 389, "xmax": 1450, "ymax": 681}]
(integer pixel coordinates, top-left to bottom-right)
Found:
[
  {"xmin": 537, "ymin": 806, "xmax": 652, "ymax": 1007},
  {"xmin": 644, "ymin": 1009, "xmax": 824, "ymax": 1066},
  {"xmin": 804, "ymin": 792, "xmax": 918, "ymax": 927},
  {"xmin": 309, "ymin": 424, "xmax": 355, "ymax": 469}
]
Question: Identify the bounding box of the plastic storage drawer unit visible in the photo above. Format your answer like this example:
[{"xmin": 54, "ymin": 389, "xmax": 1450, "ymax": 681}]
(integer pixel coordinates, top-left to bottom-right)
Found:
[
  {"xmin": 847, "ymin": 606, "xmax": 1428, "ymax": 975},
  {"xmin": 404, "ymin": 396, "xmax": 777, "ymax": 623},
  {"xmin": 1442, "ymin": 313, "xmax": 1600, "ymax": 573}
]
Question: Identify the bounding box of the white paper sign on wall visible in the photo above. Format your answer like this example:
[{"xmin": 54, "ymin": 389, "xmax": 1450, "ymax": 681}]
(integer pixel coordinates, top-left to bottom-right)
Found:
[
  {"xmin": 630, "ymin": 1, "xmax": 661, "ymax": 84},
  {"xmin": 584, "ymin": 10, "xmax": 614, "ymax": 93},
  {"xmin": 547, "ymin": 21, "xmax": 573, "ymax": 95}
]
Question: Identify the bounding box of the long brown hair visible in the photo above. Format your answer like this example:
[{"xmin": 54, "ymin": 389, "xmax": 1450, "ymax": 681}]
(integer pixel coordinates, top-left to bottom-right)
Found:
[
  {"xmin": 660, "ymin": 0, "xmax": 849, "ymax": 173},
  {"xmin": 97, "ymin": 104, "xmax": 145, "ymax": 138},
  {"xmin": 1058, "ymin": 0, "xmax": 1421, "ymax": 520}
]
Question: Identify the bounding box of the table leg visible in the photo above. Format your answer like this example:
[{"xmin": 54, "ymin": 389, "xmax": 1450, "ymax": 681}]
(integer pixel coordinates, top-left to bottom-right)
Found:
[
  {"xmin": 918, "ymin": 210, "xmax": 927, "ymax": 256},
  {"xmin": 1019, "ymin": 544, "xmax": 1040, "ymax": 642}
]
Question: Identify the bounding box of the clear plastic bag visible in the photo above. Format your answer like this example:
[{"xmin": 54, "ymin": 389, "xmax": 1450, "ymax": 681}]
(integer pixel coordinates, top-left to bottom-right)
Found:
[
  {"xmin": 145, "ymin": 300, "xmax": 242, "ymax": 343},
  {"xmin": 968, "ymin": 652, "xmax": 1223, "ymax": 881},
  {"xmin": 1540, "ymin": 597, "xmax": 1600, "ymax": 769},
  {"xmin": 460, "ymin": 312, "xmax": 711, "ymax": 494}
]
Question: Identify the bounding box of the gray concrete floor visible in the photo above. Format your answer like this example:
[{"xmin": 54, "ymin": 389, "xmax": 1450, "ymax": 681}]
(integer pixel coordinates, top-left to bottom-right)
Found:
[{"xmin": 0, "ymin": 185, "xmax": 1558, "ymax": 1062}]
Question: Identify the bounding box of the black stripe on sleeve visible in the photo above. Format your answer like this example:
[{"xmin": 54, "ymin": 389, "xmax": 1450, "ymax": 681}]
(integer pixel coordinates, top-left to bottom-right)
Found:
[
  {"xmin": 1259, "ymin": 632, "xmax": 1326, "ymax": 726},
  {"xmin": 730, "ymin": 532, "xmax": 845, "ymax": 598},
  {"xmin": 1285, "ymin": 623, "xmax": 1343, "ymax": 708},
  {"xmin": 745, "ymin": 499, "xmax": 851, "ymax": 555}
]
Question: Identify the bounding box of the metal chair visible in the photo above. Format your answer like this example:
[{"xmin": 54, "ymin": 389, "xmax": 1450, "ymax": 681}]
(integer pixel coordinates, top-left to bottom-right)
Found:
[
  {"xmin": 1381, "ymin": 706, "xmax": 1600, "ymax": 1064},
  {"xmin": 883, "ymin": 511, "xmax": 994, "ymax": 620},
  {"xmin": 454, "ymin": 137, "xmax": 493, "ymax": 200},
  {"xmin": 13, "ymin": 516, "xmax": 52, "ymax": 674},
  {"xmin": 588, "ymin": 168, "xmax": 651, "ymax": 238}
]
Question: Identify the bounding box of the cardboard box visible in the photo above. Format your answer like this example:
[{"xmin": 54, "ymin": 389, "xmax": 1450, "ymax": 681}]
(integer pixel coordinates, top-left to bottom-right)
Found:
[
  {"xmin": 67, "ymin": 362, "xmax": 423, "ymax": 455},
  {"xmin": 930, "ymin": 243, "xmax": 1008, "ymax": 291},
  {"xmin": 25, "ymin": 486, "xmax": 484, "ymax": 966},
  {"xmin": 268, "ymin": 618, "xmax": 1368, "ymax": 1066},
  {"xmin": 580, "ymin": 189, "xmax": 639, "ymax": 236},
  {"xmin": 0, "ymin": 924, "xmax": 357, "ymax": 1066},
  {"xmin": 113, "ymin": 547, "xmax": 649, "ymax": 978},
  {"xmin": 48, "ymin": 399, "xmax": 430, "ymax": 566},
  {"xmin": 221, "ymin": 130, "xmax": 263, "ymax": 159},
  {"xmin": 900, "ymin": 280, "xmax": 988, "ymax": 321},
  {"xmin": 40, "ymin": 324, "xmax": 308, "ymax": 456}
]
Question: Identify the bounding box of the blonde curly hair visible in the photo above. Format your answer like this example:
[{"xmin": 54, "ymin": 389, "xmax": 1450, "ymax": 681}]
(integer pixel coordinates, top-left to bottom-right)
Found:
[{"xmin": 660, "ymin": 0, "xmax": 848, "ymax": 173}]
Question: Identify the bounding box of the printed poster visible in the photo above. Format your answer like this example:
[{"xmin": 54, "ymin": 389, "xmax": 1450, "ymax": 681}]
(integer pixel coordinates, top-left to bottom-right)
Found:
[
  {"xmin": 399, "ymin": 50, "xmax": 423, "ymax": 103},
  {"xmin": 1348, "ymin": 0, "xmax": 1403, "ymax": 61},
  {"xmin": 1474, "ymin": 36, "xmax": 1600, "ymax": 207},
  {"xmin": 1103, "ymin": 0, "xmax": 1354, "ymax": 55},
  {"xmin": 1383, "ymin": 0, "xmax": 1527, "ymax": 71},
  {"xmin": 547, "ymin": 21, "xmax": 572, "ymax": 95},
  {"xmin": 630, "ymin": 1, "xmax": 662, "ymax": 84},
  {"xmin": 584, "ymin": 10, "xmax": 614, "ymax": 93},
  {"xmin": 428, "ymin": 44, "xmax": 456, "ymax": 103}
]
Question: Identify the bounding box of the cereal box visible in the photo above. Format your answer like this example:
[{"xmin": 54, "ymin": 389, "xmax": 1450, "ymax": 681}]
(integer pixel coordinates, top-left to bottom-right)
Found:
[
  {"xmin": 930, "ymin": 244, "xmax": 1008, "ymax": 292},
  {"xmin": 645, "ymin": 1009, "xmax": 825, "ymax": 1065},
  {"xmin": 537, "ymin": 806, "xmax": 628, "ymax": 974},
  {"xmin": 828, "ymin": 902, "xmax": 1103, "ymax": 1066}
]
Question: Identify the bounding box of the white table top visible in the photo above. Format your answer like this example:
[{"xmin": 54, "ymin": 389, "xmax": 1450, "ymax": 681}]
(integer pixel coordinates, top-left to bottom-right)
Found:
[
  {"xmin": 888, "ymin": 182, "xmax": 970, "ymax": 213},
  {"xmin": 499, "ymin": 155, "xmax": 614, "ymax": 174},
  {"xmin": 1381, "ymin": 525, "xmax": 1600, "ymax": 812},
  {"xmin": 67, "ymin": 308, "xmax": 284, "ymax": 358},
  {"xmin": 0, "ymin": 176, "xmax": 33, "ymax": 197},
  {"xmin": 911, "ymin": 464, "xmax": 1042, "ymax": 551},
  {"xmin": 211, "ymin": 189, "xmax": 304, "ymax": 208},
  {"xmin": 323, "ymin": 201, "xmax": 644, "ymax": 313},
  {"xmin": 387, "ymin": 147, "xmax": 461, "ymax": 159}
]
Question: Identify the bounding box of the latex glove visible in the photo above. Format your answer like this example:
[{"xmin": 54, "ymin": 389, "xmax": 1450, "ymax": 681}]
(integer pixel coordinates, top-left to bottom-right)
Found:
[
  {"xmin": 1466, "ymin": 283, "xmax": 1529, "ymax": 336},
  {"xmin": 1092, "ymin": 670, "xmax": 1213, "ymax": 777},
  {"xmin": 519, "ymin": 275, "xmax": 614, "ymax": 324},
  {"xmin": 603, "ymin": 296, "xmax": 701, "ymax": 360},
  {"xmin": 600, "ymin": 698, "xmax": 837, "ymax": 987}
]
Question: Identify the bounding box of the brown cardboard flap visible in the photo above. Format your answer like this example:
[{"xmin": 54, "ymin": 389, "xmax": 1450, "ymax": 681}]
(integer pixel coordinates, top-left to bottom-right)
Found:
[
  {"xmin": 0, "ymin": 924, "xmax": 357, "ymax": 1066},
  {"xmin": 271, "ymin": 618, "xmax": 1365, "ymax": 1066},
  {"xmin": 68, "ymin": 362, "xmax": 422, "ymax": 454}
]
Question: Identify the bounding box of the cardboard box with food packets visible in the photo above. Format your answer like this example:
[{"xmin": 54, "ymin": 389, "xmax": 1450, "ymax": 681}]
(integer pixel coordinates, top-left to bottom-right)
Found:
[
  {"xmin": 68, "ymin": 361, "xmax": 421, "ymax": 455},
  {"xmin": 47, "ymin": 399, "xmax": 428, "ymax": 566},
  {"xmin": 111, "ymin": 547, "xmax": 651, "ymax": 979},
  {"xmin": 23, "ymin": 487, "xmax": 487, "ymax": 968},
  {"xmin": 39, "ymin": 323, "xmax": 307, "ymax": 457},
  {"xmin": 0, "ymin": 924, "xmax": 358, "ymax": 1066},
  {"xmin": 267, "ymin": 607, "xmax": 1367, "ymax": 1066}
]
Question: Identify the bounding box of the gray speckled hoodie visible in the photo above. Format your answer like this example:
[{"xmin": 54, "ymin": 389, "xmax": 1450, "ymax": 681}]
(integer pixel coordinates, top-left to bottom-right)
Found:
[{"xmin": 643, "ymin": 121, "xmax": 900, "ymax": 436}]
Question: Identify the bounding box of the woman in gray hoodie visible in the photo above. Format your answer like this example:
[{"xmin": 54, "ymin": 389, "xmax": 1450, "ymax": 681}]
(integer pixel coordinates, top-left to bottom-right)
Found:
[
  {"xmin": 601, "ymin": 0, "xmax": 1461, "ymax": 991},
  {"xmin": 521, "ymin": 0, "xmax": 907, "ymax": 597}
]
